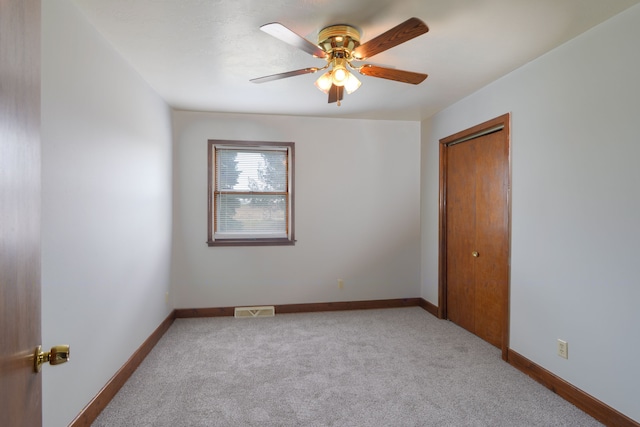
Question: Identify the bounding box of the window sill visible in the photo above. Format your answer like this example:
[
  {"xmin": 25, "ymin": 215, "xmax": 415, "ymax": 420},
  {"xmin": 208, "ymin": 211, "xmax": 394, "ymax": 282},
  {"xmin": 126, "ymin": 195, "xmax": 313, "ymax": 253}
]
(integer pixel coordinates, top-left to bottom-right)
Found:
[{"xmin": 207, "ymin": 238, "xmax": 295, "ymax": 247}]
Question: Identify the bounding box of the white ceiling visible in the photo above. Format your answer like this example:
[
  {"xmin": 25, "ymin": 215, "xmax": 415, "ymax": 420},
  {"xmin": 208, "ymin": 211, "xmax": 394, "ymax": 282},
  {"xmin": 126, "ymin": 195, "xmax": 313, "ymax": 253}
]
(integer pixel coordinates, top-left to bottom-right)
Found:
[{"xmin": 70, "ymin": 0, "xmax": 640, "ymax": 121}]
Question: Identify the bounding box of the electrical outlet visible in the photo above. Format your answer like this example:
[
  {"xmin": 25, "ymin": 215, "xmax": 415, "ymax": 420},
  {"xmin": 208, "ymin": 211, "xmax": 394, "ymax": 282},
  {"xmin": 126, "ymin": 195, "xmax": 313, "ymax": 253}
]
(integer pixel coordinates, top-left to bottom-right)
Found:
[
  {"xmin": 338, "ymin": 279, "xmax": 344, "ymax": 289},
  {"xmin": 557, "ymin": 339, "xmax": 568, "ymax": 359}
]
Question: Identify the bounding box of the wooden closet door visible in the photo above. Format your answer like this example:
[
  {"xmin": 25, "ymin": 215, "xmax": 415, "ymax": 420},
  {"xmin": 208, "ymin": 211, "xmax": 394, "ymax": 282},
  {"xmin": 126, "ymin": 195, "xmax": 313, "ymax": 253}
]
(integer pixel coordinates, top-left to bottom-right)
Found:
[
  {"xmin": 446, "ymin": 141, "xmax": 476, "ymax": 333},
  {"xmin": 473, "ymin": 130, "xmax": 509, "ymax": 347},
  {"xmin": 445, "ymin": 128, "xmax": 509, "ymax": 349}
]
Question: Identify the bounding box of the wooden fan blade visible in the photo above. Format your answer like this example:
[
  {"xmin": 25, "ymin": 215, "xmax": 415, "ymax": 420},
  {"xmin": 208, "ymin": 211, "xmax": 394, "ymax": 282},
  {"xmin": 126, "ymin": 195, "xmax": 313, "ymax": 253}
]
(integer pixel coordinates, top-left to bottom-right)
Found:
[
  {"xmin": 250, "ymin": 67, "xmax": 320, "ymax": 83},
  {"xmin": 260, "ymin": 23, "xmax": 327, "ymax": 58},
  {"xmin": 353, "ymin": 17, "xmax": 429, "ymax": 60},
  {"xmin": 358, "ymin": 65, "xmax": 428, "ymax": 84},
  {"xmin": 328, "ymin": 85, "xmax": 344, "ymax": 103}
]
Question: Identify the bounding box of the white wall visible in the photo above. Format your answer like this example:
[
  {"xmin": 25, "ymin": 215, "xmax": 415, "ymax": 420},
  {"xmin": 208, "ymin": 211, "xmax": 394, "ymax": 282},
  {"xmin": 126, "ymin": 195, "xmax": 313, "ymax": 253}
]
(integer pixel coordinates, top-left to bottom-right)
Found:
[
  {"xmin": 41, "ymin": 0, "xmax": 173, "ymax": 426},
  {"xmin": 421, "ymin": 4, "xmax": 640, "ymax": 422},
  {"xmin": 172, "ymin": 112, "xmax": 421, "ymax": 308}
]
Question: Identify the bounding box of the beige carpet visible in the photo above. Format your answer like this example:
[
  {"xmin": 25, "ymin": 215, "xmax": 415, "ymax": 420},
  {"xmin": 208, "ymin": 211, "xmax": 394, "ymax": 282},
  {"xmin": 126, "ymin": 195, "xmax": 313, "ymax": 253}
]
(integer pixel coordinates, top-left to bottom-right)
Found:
[{"xmin": 92, "ymin": 307, "xmax": 602, "ymax": 426}]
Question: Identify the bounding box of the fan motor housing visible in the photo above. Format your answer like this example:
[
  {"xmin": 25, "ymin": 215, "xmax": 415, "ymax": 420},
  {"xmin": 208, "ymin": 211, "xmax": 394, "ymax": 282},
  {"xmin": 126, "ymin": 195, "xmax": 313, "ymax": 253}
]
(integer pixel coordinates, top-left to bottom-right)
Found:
[{"xmin": 317, "ymin": 25, "xmax": 360, "ymax": 59}]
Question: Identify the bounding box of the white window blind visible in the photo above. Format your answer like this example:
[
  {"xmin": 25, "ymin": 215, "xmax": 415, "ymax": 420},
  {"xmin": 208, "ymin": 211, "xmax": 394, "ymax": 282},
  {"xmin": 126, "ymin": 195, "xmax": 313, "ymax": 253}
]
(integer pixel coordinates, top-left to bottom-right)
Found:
[{"xmin": 215, "ymin": 147, "xmax": 289, "ymax": 238}]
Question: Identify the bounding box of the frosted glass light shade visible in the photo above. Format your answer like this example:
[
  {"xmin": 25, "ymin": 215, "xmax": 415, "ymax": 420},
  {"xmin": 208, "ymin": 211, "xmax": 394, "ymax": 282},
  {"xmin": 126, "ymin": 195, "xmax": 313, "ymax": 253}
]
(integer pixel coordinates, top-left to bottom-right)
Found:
[
  {"xmin": 332, "ymin": 64, "xmax": 348, "ymax": 86},
  {"xmin": 315, "ymin": 72, "xmax": 333, "ymax": 93},
  {"xmin": 344, "ymin": 73, "xmax": 361, "ymax": 94}
]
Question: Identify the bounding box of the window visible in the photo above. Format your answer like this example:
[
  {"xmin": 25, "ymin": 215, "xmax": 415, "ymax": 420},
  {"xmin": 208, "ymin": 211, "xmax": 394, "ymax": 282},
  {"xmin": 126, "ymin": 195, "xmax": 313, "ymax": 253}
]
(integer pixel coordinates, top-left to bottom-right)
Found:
[{"xmin": 207, "ymin": 140, "xmax": 295, "ymax": 246}]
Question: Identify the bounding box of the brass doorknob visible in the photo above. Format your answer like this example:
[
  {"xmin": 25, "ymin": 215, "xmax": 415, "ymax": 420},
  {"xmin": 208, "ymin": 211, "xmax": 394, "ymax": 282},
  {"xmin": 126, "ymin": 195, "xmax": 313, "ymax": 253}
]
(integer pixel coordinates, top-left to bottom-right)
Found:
[
  {"xmin": 472, "ymin": 251, "xmax": 479, "ymax": 257},
  {"xmin": 34, "ymin": 345, "xmax": 70, "ymax": 372}
]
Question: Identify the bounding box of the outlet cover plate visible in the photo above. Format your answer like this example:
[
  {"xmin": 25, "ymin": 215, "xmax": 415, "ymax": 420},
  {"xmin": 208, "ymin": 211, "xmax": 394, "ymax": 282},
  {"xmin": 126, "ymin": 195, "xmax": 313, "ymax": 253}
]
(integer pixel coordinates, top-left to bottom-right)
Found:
[{"xmin": 557, "ymin": 339, "xmax": 568, "ymax": 359}]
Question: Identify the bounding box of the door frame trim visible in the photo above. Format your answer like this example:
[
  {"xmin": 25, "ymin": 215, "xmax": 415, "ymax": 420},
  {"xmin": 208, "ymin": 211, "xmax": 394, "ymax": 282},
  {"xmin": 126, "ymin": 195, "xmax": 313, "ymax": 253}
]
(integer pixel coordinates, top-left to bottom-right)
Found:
[{"xmin": 438, "ymin": 113, "xmax": 512, "ymax": 360}]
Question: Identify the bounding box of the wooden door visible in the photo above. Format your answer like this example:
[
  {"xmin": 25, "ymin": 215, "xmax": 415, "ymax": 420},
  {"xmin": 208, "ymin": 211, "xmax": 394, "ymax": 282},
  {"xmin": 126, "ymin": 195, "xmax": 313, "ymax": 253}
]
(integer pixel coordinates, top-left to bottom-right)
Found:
[
  {"xmin": 439, "ymin": 114, "xmax": 510, "ymax": 356},
  {"xmin": 0, "ymin": 0, "xmax": 42, "ymax": 425}
]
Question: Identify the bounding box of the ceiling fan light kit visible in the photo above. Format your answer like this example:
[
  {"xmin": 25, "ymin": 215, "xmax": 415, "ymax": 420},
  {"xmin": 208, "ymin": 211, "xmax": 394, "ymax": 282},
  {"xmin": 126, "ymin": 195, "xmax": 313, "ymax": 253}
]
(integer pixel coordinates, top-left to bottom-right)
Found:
[{"xmin": 251, "ymin": 18, "xmax": 429, "ymax": 106}]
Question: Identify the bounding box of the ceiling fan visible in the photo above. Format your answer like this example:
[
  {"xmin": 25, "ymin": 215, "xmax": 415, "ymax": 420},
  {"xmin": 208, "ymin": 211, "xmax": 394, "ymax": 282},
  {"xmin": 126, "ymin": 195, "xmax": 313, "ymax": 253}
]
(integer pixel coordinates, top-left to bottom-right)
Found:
[{"xmin": 250, "ymin": 17, "xmax": 429, "ymax": 106}]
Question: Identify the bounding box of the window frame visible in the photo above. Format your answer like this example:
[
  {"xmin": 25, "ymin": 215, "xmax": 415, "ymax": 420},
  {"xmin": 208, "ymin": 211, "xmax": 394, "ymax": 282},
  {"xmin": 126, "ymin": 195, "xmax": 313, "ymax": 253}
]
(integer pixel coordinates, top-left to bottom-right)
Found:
[{"xmin": 207, "ymin": 140, "xmax": 295, "ymax": 247}]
